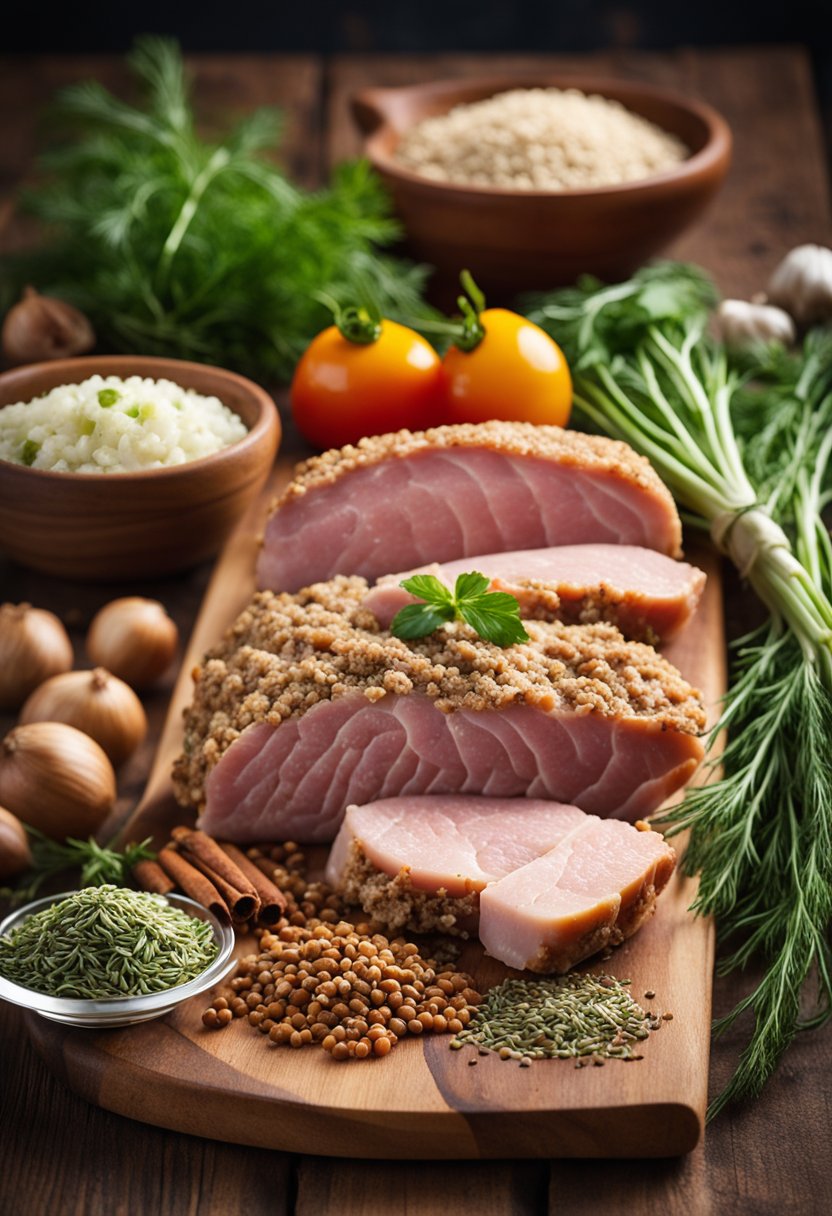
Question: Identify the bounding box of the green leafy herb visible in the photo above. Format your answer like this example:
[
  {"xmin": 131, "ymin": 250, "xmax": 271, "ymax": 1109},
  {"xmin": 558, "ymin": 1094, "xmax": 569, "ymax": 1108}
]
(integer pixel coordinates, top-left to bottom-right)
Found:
[
  {"xmin": 526, "ymin": 264, "xmax": 832, "ymax": 1117},
  {"xmin": 391, "ymin": 572, "xmax": 529, "ymax": 647},
  {"xmin": 0, "ymin": 828, "xmax": 156, "ymax": 906},
  {"xmin": 0, "ymin": 37, "xmax": 431, "ymax": 382}
]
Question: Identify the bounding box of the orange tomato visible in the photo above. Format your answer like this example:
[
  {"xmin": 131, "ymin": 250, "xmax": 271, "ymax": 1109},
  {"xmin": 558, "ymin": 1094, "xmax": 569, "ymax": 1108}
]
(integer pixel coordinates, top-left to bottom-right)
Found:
[
  {"xmin": 290, "ymin": 319, "xmax": 442, "ymax": 450},
  {"xmin": 439, "ymin": 308, "xmax": 572, "ymax": 428}
]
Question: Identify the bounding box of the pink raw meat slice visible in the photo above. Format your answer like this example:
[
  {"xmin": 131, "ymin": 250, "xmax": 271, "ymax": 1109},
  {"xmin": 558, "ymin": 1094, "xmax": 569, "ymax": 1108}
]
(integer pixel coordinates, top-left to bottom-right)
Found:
[
  {"xmin": 325, "ymin": 796, "xmax": 589, "ymax": 896},
  {"xmin": 363, "ymin": 544, "xmax": 706, "ymax": 641},
  {"xmin": 256, "ymin": 422, "xmax": 682, "ymax": 592},
  {"xmin": 197, "ymin": 692, "xmax": 703, "ymax": 843},
  {"xmin": 478, "ymin": 817, "xmax": 676, "ymax": 973}
]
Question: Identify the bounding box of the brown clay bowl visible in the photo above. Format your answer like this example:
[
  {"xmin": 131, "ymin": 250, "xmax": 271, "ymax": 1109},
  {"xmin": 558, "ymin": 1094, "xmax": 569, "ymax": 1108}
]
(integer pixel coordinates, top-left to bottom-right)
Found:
[
  {"xmin": 0, "ymin": 355, "xmax": 280, "ymax": 581},
  {"xmin": 352, "ymin": 76, "xmax": 732, "ymax": 299}
]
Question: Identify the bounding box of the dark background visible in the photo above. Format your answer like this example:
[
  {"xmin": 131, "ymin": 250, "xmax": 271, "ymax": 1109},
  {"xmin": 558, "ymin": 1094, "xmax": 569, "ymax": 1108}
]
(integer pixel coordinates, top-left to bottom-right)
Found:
[
  {"xmin": 5, "ymin": 1, "xmax": 830, "ymax": 54},
  {"xmin": 7, "ymin": 2, "xmax": 831, "ymax": 160}
]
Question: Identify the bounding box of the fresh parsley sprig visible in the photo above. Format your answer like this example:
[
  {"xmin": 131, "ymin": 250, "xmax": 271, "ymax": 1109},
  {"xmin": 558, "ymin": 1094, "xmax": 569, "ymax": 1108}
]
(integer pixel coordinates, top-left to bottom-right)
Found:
[{"xmin": 390, "ymin": 572, "xmax": 529, "ymax": 647}]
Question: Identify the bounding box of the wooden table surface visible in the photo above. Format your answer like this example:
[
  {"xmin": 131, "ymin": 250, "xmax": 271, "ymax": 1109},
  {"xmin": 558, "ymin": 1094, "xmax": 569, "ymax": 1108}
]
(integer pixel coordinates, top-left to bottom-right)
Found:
[{"xmin": 1, "ymin": 46, "xmax": 831, "ymax": 1216}]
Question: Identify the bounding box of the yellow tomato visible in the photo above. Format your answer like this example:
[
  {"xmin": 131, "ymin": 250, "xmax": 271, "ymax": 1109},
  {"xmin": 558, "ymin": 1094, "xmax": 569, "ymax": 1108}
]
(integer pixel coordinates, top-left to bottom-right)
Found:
[{"xmin": 440, "ymin": 308, "xmax": 572, "ymax": 428}]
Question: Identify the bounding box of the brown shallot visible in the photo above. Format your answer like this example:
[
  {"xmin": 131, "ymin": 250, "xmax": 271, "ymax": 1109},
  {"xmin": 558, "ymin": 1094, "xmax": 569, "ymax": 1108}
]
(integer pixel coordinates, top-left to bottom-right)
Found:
[
  {"xmin": 86, "ymin": 598, "xmax": 178, "ymax": 690},
  {"xmin": 0, "ymin": 722, "xmax": 116, "ymax": 839},
  {"xmin": 1, "ymin": 287, "xmax": 95, "ymax": 367},
  {"xmin": 0, "ymin": 603, "xmax": 73, "ymax": 711},
  {"xmin": 20, "ymin": 667, "xmax": 147, "ymax": 767}
]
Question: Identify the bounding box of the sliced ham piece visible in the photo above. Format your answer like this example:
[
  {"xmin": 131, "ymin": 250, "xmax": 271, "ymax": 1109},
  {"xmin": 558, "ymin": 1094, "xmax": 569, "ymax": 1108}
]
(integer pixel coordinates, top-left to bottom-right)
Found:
[
  {"xmin": 325, "ymin": 796, "xmax": 589, "ymax": 896},
  {"xmin": 326, "ymin": 795, "xmax": 676, "ymax": 973},
  {"xmin": 479, "ymin": 816, "xmax": 676, "ymax": 973},
  {"xmin": 256, "ymin": 422, "xmax": 682, "ymax": 592},
  {"xmin": 363, "ymin": 544, "xmax": 706, "ymax": 642},
  {"xmin": 175, "ymin": 579, "xmax": 705, "ymax": 844}
]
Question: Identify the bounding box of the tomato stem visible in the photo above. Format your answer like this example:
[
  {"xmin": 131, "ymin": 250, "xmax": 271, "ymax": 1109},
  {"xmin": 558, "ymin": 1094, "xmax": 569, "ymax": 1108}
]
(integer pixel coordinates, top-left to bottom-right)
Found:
[
  {"xmin": 314, "ymin": 291, "xmax": 382, "ymax": 345},
  {"xmin": 454, "ymin": 270, "xmax": 487, "ymax": 353}
]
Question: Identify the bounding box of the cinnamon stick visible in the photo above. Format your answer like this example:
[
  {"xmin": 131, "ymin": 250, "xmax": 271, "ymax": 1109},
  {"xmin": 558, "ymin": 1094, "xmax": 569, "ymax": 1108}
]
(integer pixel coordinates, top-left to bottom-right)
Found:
[
  {"xmin": 171, "ymin": 826, "xmax": 261, "ymax": 922},
  {"xmin": 187, "ymin": 855, "xmax": 259, "ymax": 922},
  {"xmin": 219, "ymin": 842, "xmax": 287, "ymax": 925},
  {"xmin": 132, "ymin": 858, "xmax": 175, "ymax": 897},
  {"xmin": 158, "ymin": 847, "xmax": 231, "ymax": 924}
]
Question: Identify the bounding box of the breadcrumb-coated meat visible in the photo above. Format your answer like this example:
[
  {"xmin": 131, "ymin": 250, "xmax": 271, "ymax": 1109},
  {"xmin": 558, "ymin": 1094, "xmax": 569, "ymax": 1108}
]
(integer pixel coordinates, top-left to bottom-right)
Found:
[
  {"xmin": 272, "ymin": 420, "xmax": 678, "ymax": 524},
  {"xmin": 173, "ymin": 576, "xmax": 705, "ymax": 812}
]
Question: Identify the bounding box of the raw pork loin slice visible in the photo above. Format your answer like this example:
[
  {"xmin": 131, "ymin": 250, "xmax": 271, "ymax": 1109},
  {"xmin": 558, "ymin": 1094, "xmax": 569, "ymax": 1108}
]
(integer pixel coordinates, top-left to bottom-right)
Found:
[
  {"xmin": 363, "ymin": 544, "xmax": 706, "ymax": 642},
  {"xmin": 326, "ymin": 795, "xmax": 676, "ymax": 973},
  {"xmin": 256, "ymin": 421, "xmax": 683, "ymax": 592},
  {"xmin": 174, "ymin": 579, "xmax": 705, "ymax": 844}
]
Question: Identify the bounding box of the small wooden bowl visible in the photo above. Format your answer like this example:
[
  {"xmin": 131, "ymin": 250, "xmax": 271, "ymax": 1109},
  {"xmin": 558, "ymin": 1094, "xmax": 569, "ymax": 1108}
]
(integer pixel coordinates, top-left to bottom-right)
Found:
[
  {"xmin": 0, "ymin": 355, "xmax": 280, "ymax": 581},
  {"xmin": 352, "ymin": 76, "xmax": 732, "ymax": 298}
]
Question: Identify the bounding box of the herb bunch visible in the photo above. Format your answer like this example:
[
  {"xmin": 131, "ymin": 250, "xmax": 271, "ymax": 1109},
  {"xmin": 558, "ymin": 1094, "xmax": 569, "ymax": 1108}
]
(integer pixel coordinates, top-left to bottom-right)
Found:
[
  {"xmin": 526, "ymin": 265, "xmax": 832, "ymax": 1116},
  {"xmin": 0, "ymin": 38, "xmax": 429, "ymax": 381}
]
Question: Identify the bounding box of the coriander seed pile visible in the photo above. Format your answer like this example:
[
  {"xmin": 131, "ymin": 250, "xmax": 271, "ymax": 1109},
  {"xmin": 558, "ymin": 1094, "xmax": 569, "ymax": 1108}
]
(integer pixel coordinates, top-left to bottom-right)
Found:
[{"xmin": 202, "ymin": 843, "xmax": 481, "ymax": 1060}]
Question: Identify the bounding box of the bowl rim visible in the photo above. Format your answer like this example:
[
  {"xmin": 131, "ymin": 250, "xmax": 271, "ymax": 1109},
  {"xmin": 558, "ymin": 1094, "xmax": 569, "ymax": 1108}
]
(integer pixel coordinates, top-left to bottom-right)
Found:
[
  {"xmin": 0, "ymin": 354, "xmax": 279, "ymax": 483},
  {"xmin": 358, "ymin": 73, "xmax": 732, "ymax": 201},
  {"xmin": 0, "ymin": 889, "xmax": 236, "ymax": 1016}
]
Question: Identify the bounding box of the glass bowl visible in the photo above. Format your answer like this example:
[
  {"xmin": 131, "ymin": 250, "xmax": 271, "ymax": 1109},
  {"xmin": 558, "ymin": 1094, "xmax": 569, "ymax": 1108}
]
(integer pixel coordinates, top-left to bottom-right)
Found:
[{"xmin": 0, "ymin": 890, "xmax": 236, "ymax": 1027}]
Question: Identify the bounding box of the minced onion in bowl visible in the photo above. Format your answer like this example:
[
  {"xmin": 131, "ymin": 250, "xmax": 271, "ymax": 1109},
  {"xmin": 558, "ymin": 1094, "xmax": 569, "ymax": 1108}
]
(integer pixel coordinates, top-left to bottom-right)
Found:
[{"xmin": 0, "ymin": 374, "xmax": 248, "ymax": 474}]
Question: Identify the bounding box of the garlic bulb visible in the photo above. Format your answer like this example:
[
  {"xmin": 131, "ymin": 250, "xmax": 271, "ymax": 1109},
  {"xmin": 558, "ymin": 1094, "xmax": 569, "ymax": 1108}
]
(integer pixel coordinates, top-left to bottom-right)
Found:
[
  {"xmin": 0, "ymin": 722, "xmax": 116, "ymax": 840},
  {"xmin": 713, "ymin": 299, "xmax": 796, "ymax": 350},
  {"xmin": 1, "ymin": 287, "xmax": 95, "ymax": 367},
  {"xmin": 87, "ymin": 598, "xmax": 178, "ymax": 690},
  {"xmin": 0, "ymin": 805, "xmax": 32, "ymax": 881},
  {"xmin": 20, "ymin": 668, "xmax": 147, "ymax": 767},
  {"xmin": 0, "ymin": 602, "xmax": 74, "ymax": 711},
  {"xmin": 766, "ymin": 245, "xmax": 832, "ymax": 327}
]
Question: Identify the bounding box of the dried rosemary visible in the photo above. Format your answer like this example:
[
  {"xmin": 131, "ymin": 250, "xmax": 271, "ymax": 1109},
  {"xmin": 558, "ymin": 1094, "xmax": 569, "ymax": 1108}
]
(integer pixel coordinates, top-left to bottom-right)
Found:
[
  {"xmin": 0, "ymin": 885, "xmax": 218, "ymax": 999},
  {"xmin": 450, "ymin": 974, "xmax": 654, "ymax": 1062}
]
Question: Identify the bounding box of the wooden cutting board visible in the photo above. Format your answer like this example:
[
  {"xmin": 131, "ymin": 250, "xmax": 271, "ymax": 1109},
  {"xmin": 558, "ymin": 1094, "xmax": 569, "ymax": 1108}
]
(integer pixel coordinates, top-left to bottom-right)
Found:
[{"xmin": 26, "ymin": 462, "xmax": 724, "ymax": 1158}]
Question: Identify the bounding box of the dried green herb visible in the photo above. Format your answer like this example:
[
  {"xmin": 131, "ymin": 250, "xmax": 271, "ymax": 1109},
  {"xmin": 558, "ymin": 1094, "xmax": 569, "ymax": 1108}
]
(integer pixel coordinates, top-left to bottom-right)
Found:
[
  {"xmin": 0, "ymin": 885, "xmax": 218, "ymax": 998},
  {"xmin": 451, "ymin": 974, "xmax": 654, "ymax": 1061}
]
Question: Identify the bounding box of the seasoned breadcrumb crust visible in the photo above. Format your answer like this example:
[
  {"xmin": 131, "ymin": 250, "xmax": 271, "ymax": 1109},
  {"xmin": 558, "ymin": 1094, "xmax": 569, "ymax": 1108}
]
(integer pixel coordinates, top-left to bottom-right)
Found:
[
  {"xmin": 267, "ymin": 421, "xmax": 682, "ymax": 556},
  {"xmin": 173, "ymin": 577, "xmax": 705, "ymax": 810},
  {"xmin": 336, "ymin": 841, "xmax": 480, "ymax": 937}
]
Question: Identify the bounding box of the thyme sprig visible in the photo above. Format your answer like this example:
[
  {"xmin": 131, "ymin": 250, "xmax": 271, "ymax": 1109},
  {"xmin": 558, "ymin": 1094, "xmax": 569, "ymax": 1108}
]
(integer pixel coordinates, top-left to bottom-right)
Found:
[{"xmin": 526, "ymin": 264, "xmax": 832, "ymax": 1115}]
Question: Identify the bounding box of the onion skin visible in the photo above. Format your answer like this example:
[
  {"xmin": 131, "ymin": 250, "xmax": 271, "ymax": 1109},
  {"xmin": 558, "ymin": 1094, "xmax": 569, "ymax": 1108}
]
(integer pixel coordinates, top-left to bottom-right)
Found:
[
  {"xmin": 0, "ymin": 722, "xmax": 116, "ymax": 840},
  {"xmin": 87, "ymin": 598, "xmax": 178, "ymax": 690},
  {"xmin": 0, "ymin": 806, "xmax": 32, "ymax": 880},
  {"xmin": 0, "ymin": 603, "xmax": 74, "ymax": 711},
  {"xmin": 20, "ymin": 668, "xmax": 147, "ymax": 767}
]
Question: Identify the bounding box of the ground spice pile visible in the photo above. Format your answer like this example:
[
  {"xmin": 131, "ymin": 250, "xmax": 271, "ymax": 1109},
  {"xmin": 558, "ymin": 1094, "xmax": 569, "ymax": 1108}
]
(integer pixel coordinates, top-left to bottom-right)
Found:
[{"xmin": 202, "ymin": 842, "xmax": 481, "ymax": 1060}]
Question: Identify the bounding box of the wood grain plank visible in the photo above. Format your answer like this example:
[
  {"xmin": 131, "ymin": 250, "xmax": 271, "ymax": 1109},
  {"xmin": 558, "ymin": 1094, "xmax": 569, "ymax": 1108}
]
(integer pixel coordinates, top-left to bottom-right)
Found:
[
  {"xmin": 295, "ymin": 1159, "xmax": 549, "ymax": 1216},
  {"xmin": 325, "ymin": 48, "xmax": 832, "ymax": 298},
  {"xmin": 0, "ymin": 1000, "xmax": 292, "ymax": 1216}
]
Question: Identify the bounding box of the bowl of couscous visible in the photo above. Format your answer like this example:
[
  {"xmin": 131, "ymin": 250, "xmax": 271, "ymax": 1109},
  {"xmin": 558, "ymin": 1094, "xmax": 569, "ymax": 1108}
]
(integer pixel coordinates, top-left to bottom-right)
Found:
[
  {"xmin": 0, "ymin": 355, "xmax": 280, "ymax": 580},
  {"xmin": 352, "ymin": 76, "xmax": 731, "ymax": 299}
]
